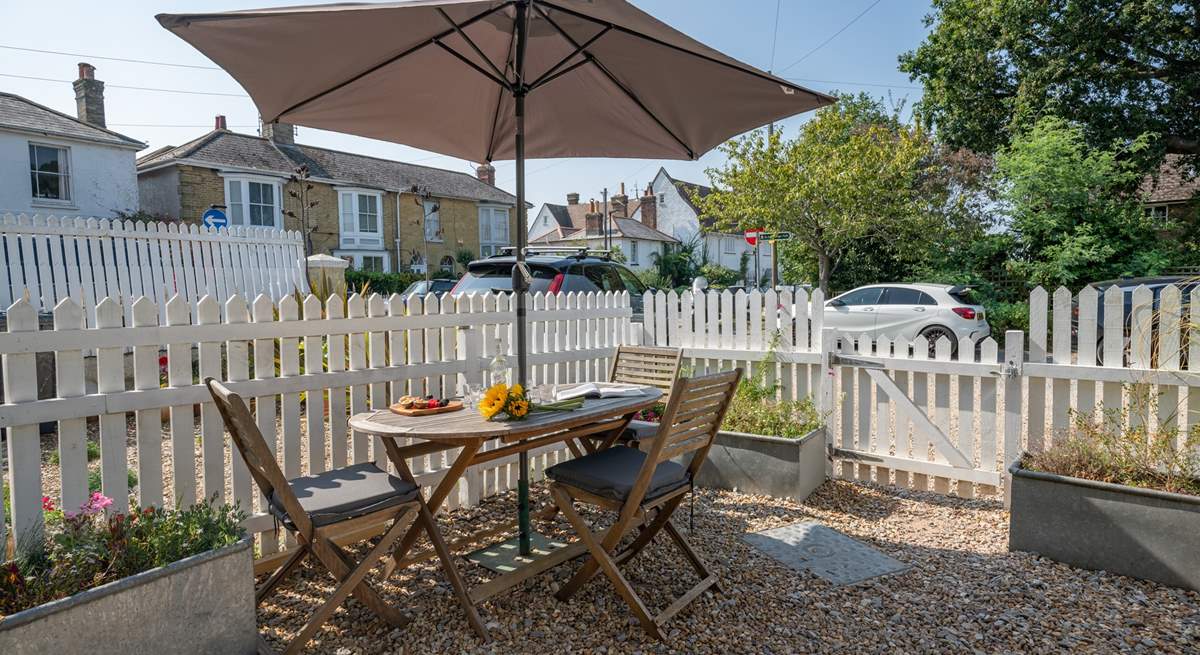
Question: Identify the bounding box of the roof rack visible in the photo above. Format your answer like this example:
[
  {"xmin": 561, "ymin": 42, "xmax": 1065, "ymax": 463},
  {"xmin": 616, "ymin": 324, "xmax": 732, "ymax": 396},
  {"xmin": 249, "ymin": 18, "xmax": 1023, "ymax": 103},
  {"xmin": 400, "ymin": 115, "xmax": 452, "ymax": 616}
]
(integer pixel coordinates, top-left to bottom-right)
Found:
[{"xmin": 495, "ymin": 246, "xmax": 612, "ymax": 260}]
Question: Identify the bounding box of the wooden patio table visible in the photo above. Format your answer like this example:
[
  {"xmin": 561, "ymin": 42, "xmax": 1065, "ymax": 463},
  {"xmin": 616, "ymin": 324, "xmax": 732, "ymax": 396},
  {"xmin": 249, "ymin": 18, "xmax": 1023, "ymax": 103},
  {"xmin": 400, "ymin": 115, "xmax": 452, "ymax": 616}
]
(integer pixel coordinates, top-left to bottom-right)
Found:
[{"xmin": 348, "ymin": 386, "xmax": 662, "ymax": 612}]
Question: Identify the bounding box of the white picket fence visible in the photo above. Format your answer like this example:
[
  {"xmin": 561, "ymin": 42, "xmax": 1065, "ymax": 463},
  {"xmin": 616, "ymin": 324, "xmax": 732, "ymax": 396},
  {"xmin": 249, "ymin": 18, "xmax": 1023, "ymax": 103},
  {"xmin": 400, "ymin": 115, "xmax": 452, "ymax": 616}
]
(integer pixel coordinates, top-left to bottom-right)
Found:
[
  {"xmin": 0, "ymin": 214, "xmax": 308, "ymax": 326},
  {"xmin": 0, "ymin": 290, "xmax": 632, "ymax": 559},
  {"xmin": 640, "ymin": 286, "xmax": 1200, "ymax": 497}
]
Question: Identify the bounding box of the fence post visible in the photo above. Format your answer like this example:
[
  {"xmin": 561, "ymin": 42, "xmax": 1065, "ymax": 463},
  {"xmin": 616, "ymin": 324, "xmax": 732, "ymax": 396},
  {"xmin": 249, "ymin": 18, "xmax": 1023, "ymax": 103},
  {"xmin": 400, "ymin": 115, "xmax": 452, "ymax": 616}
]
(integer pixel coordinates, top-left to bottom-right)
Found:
[
  {"xmin": 1003, "ymin": 330, "xmax": 1025, "ymax": 509},
  {"xmin": 818, "ymin": 327, "xmax": 837, "ymax": 478},
  {"xmin": 306, "ymin": 253, "xmax": 348, "ymax": 301}
]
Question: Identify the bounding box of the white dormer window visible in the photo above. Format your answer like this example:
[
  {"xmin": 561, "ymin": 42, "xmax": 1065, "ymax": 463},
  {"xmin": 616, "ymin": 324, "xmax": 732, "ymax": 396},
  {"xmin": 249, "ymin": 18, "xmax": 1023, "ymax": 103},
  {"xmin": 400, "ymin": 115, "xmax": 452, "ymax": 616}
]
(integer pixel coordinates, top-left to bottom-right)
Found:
[
  {"xmin": 338, "ymin": 188, "xmax": 384, "ymax": 249},
  {"xmin": 223, "ymin": 174, "xmax": 282, "ymax": 228}
]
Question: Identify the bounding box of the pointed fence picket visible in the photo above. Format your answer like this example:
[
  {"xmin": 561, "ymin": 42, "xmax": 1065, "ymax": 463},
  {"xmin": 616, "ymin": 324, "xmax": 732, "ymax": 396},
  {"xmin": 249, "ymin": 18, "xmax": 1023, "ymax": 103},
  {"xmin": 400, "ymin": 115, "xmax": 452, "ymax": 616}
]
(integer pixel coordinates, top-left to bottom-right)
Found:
[{"xmin": 0, "ymin": 213, "xmax": 307, "ymax": 326}]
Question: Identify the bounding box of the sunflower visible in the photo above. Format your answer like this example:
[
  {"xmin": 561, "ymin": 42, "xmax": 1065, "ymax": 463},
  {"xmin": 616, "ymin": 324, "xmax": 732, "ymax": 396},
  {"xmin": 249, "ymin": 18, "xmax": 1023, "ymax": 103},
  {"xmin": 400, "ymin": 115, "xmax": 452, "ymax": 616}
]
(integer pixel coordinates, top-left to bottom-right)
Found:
[
  {"xmin": 479, "ymin": 383, "xmax": 509, "ymax": 419},
  {"xmin": 510, "ymin": 383, "xmax": 524, "ymax": 398},
  {"xmin": 508, "ymin": 398, "xmax": 530, "ymax": 418}
]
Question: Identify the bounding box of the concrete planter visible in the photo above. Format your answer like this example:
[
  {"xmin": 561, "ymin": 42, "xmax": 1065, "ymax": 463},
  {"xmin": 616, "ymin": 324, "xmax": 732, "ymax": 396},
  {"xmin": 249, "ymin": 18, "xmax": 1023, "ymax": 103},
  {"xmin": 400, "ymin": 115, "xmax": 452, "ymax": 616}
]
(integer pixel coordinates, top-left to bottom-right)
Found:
[
  {"xmin": 0, "ymin": 539, "xmax": 257, "ymax": 655},
  {"xmin": 1008, "ymin": 457, "xmax": 1200, "ymax": 591},
  {"xmin": 692, "ymin": 428, "xmax": 827, "ymax": 501}
]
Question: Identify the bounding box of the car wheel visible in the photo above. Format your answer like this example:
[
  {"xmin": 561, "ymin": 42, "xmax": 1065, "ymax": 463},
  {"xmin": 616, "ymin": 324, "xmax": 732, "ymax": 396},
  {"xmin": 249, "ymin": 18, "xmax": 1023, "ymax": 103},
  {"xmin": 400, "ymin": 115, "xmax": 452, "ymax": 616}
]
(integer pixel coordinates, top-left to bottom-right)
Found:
[{"xmin": 918, "ymin": 325, "xmax": 958, "ymax": 358}]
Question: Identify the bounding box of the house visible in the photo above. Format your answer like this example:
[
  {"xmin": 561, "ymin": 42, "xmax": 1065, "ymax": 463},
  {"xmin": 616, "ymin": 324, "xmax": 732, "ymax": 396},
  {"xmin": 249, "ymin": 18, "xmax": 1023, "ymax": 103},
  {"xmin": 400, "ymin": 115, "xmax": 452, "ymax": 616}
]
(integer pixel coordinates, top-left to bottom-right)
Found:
[
  {"xmin": 629, "ymin": 167, "xmax": 773, "ymax": 283},
  {"xmin": 1141, "ymin": 154, "xmax": 1198, "ymax": 226},
  {"xmin": 529, "ymin": 185, "xmax": 678, "ymax": 268},
  {"xmin": 0, "ymin": 63, "xmax": 144, "ymax": 217},
  {"xmin": 137, "ymin": 118, "xmax": 517, "ymax": 273}
]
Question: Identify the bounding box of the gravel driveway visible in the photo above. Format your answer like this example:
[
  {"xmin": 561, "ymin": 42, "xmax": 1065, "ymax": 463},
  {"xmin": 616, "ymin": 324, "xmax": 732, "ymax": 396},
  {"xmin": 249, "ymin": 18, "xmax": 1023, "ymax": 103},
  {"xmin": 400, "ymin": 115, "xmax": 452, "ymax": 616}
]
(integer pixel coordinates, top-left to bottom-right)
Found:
[{"xmin": 257, "ymin": 480, "xmax": 1200, "ymax": 654}]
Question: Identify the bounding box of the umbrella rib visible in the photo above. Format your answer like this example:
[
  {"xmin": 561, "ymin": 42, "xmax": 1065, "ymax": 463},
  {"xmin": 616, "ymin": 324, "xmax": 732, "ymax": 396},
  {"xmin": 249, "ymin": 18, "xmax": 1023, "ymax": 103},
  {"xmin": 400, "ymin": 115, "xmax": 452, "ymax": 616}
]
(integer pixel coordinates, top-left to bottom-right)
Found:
[
  {"xmin": 529, "ymin": 56, "xmax": 592, "ymax": 92},
  {"xmin": 527, "ymin": 25, "xmax": 610, "ymax": 90},
  {"xmin": 486, "ymin": 11, "xmax": 520, "ymax": 163},
  {"xmin": 435, "ymin": 39, "xmax": 512, "ymax": 91},
  {"xmin": 269, "ymin": 2, "xmax": 513, "ymax": 122},
  {"xmin": 435, "ymin": 7, "xmax": 512, "ymax": 86},
  {"xmin": 538, "ymin": 0, "xmax": 833, "ymax": 105},
  {"xmin": 533, "ymin": 4, "xmax": 696, "ymax": 159}
]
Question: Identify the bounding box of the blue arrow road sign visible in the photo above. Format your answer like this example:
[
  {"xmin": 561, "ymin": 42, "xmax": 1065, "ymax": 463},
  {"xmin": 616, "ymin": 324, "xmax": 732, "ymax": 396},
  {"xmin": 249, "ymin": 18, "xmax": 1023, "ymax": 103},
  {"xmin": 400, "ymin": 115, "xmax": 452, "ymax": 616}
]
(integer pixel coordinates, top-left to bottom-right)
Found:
[{"xmin": 202, "ymin": 208, "xmax": 228, "ymax": 229}]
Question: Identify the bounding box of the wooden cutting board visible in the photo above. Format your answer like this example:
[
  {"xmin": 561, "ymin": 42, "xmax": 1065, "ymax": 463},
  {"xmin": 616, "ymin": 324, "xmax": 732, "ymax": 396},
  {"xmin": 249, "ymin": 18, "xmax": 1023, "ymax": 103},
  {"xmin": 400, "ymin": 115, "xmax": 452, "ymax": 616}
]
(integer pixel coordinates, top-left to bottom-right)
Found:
[{"xmin": 389, "ymin": 400, "xmax": 464, "ymax": 416}]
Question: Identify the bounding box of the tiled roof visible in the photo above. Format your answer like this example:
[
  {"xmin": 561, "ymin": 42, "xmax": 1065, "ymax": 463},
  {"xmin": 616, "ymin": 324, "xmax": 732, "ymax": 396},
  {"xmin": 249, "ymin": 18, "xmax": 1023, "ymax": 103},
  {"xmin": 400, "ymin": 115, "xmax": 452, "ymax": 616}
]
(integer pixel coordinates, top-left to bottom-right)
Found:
[
  {"xmin": 1141, "ymin": 154, "xmax": 1199, "ymax": 204},
  {"xmin": 539, "ymin": 197, "xmax": 643, "ymax": 232},
  {"xmin": 530, "ymin": 217, "xmax": 676, "ymax": 244},
  {"xmin": 0, "ymin": 92, "xmax": 144, "ymax": 149},
  {"xmin": 137, "ymin": 129, "xmax": 516, "ymax": 205}
]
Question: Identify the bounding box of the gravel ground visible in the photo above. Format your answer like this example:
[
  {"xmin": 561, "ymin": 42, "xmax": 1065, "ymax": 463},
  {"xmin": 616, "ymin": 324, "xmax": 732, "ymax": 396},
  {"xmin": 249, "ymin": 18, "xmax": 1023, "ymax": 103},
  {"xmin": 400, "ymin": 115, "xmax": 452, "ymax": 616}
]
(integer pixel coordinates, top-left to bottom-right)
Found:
[{"xmin": 254, "ymin": 480, "xmax": 1200, "ymax": 655}]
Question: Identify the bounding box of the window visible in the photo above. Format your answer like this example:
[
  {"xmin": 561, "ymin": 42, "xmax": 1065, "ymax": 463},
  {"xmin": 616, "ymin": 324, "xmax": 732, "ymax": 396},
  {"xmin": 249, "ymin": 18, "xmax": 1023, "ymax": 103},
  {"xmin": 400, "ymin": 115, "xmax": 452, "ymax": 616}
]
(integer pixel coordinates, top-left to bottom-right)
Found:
[
  {"xmin": 657, "ymin": 192, "xmax": 666, "ymax": 205},
  {"xmin": 360, "ymin": 255, "xmax": 385, "ymax": 272},
  {"xmin": 836, "ymin": 287, "xmax": 883, "ymax": 306},
  {"xmin": 334, "ymin": 251, "xmax": 390, "ymax": 272},
  {"xmin": 28, "ymin": 143, "xmax": 71, "ymax": 202},
  {"xmin": 629, "ymin": 240, "xmax": 639, "ymax": 265},
  {"xmin": 480, "ymin": 206, "xmax": 510, "ymax": 255},
  {"xmin": 880, "ymin": 287, "xmax": 935, "ymax": 305},
  {"xmin": 409, "ymin": 252, "xmax": 425, "ymax": 271},
  {"xmin": 224, "ymin": 176, "xmax": 280, "ymax": 228},
  {"xmin": 423, "ymin": 200, "xmax": 441, "ymax": 242},
  {"xmin": 338, "ymin": 190, "xmax": 384, "ymax": 248},
  {"xmin": 440, "ymin": 255, "xmax": 455, "ymax": 273},
  {"xmin": 1144, "ymin": 204, "xmax": 1170, "ymax": 225},
  {"xmin": 722, "ymin": 237, "xmax": 734, "ymax": 254}
]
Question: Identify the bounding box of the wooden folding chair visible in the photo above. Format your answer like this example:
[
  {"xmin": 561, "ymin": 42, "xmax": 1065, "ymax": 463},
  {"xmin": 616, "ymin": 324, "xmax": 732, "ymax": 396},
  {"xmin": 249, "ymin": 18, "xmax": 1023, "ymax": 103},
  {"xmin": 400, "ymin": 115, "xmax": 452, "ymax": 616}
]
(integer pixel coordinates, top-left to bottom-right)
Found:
[
  {"xmin": 205, "ymin": 379, "xmax": 487, "ymax": 654},
  {"xmin": 546, "ymin": 369, "xmax": 742, "ymax": 641},
  {"xmin": 604, "ymin": 345, "xmax": 683, "ymax": 450}
]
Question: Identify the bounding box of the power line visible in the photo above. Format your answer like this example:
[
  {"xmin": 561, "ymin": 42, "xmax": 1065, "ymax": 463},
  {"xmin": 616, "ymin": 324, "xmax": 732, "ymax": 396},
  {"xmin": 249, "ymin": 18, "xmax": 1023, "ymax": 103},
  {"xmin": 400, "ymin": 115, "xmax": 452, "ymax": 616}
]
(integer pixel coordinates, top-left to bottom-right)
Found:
[
  {"xmin": 0, "ymin": 72, "xmax": 249, "ymax": 97},
  {"xmin": 777, "ymin": 0, "xmax": 884, "ymax": 74},
  {"xmin": 0, "ymin": 44, "xmax": 220, "ymax": 70},
  {"xmin": 108, "ymin": 123, "xmax": 257, "ymax": 128},
  {"xmin": 768, "ymin": 0, "xmax": 782, "ymax": 72},
  {"xmin": 784, "ymin": 76, "xmax": 920, "ymax": 90}
]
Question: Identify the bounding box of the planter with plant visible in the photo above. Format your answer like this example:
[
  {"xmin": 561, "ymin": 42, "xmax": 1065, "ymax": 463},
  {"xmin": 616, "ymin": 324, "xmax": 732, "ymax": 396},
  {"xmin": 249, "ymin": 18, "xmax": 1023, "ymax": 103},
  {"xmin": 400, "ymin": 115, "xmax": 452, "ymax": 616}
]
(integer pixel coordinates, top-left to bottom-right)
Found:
[
  {"xmin": 1008, "ymin": 409, "xmax": 1200, "ymax": 591},
  {"xmin": 657, "ymin": 336, "xmax": 826, "ymax": 500},
  {"xmin": 0, "ymin": 494, "xmax": 256, "ymax": 654}
]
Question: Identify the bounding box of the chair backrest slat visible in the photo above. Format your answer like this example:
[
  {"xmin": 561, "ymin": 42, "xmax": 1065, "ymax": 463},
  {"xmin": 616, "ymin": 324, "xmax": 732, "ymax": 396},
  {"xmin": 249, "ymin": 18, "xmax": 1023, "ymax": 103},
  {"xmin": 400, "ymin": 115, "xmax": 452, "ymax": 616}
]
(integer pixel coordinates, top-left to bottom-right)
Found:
[
  {"xmin": 618, "ymin": 369, "xmax": 742, "ymax": 514},
  {"xmin": 205, "ymin": 377, "xmax": 312, "ymax": 533},
  {"xmin": 609, "ymin": 345, "xmax": 682, "ymax": 400}
]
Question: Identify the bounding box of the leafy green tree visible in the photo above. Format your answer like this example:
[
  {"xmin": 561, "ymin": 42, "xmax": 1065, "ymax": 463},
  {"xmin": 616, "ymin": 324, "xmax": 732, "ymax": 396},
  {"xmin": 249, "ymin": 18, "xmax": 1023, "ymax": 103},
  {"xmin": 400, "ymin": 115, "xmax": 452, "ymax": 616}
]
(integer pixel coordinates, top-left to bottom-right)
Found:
[
  {"xmin": 454, "ymin": 248, "xmax": 476, "ymax": 272},
  {"xmin": 995, "ymin": 116, "xmax": 1167, "ymax": 287},
  {"xmin": 699, "ymin": 94, "xmax": 933, "ymax": 293},
  {"xmin": 900, "ymin": 0, "xmax": 1200, "ymax": 162}
]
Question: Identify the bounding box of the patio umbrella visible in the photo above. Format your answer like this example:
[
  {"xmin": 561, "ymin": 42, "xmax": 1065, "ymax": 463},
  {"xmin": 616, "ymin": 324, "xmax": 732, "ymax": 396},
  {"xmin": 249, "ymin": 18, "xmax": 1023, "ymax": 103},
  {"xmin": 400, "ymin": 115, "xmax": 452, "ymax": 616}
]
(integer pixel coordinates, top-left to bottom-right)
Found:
[{"xmin": 157, "ymin": 0, "xmax": 833, "ymax": 555}]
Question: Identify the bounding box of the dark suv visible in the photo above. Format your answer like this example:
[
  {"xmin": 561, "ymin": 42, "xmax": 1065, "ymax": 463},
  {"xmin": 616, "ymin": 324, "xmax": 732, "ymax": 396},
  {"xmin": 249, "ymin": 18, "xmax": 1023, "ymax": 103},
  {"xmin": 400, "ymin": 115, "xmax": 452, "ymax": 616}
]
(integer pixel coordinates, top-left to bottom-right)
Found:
[
  {"xmin": 451, "ymin": 248, "xmax": 650, "ymax": 321},
  {"xmin": 1073, "ymin": 275, "xmax": 1199, "ymax": 365}
]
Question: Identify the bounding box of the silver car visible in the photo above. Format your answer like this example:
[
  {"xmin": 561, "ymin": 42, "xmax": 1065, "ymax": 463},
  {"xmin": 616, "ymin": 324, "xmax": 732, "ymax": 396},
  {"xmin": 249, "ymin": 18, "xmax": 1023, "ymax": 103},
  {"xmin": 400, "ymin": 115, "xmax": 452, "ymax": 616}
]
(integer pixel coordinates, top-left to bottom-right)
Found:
[{"xmin": 824, "ymin": 283, "xmax": 990, "ymax": 355}]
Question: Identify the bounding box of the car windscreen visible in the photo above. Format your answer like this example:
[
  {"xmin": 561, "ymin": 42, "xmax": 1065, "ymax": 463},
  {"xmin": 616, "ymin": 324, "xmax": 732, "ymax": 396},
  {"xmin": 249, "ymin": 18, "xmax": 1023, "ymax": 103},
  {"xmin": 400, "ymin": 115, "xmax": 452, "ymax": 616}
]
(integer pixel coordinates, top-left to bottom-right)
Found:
[{"xmin": 457, "ymin": 263, "xmax": 558, "ymax": 294}]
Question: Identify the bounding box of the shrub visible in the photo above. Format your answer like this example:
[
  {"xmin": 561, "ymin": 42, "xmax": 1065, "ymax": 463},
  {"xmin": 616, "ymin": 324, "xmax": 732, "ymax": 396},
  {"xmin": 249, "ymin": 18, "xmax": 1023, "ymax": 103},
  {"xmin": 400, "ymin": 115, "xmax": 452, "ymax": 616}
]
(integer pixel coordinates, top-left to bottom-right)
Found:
[
  {"xmin": 1025, "ymin": 409, "xmax": 1200, "ymax": 496},
  {"xmin": 1, "ymin": 494, "xmax": 245, "ymax": 617},
  {"xmin": 343, "ymin": 269, "xmax": 454, "ymax": 296}
]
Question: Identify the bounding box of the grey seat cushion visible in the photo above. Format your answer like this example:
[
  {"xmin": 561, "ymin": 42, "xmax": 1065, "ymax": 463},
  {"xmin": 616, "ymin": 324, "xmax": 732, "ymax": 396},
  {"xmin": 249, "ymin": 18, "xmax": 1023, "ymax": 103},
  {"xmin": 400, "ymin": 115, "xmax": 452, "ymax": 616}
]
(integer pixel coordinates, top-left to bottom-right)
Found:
[
  {"xmin": 546, "ymin": 446, "xmax": 689, "ymax": 502},
  {"xmin": 619, "ymin": 419, "xmax": 661, "ymax": 443},
  {"xmin": 270, "ymin": 462, "xmax": 420, "ymax": 528}
]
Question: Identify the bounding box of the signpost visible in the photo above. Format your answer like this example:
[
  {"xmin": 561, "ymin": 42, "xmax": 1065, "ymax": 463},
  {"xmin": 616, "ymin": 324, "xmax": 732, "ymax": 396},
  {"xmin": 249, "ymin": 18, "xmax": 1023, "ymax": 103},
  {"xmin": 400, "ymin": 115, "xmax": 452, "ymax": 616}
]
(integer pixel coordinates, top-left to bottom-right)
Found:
[
  {"xmin": 745, "ymin": 230, "xmax": 793, "ymax": 289},
  {"xmin": 201, "ymin": 206, "xmax": 228, "ymax": 230}
]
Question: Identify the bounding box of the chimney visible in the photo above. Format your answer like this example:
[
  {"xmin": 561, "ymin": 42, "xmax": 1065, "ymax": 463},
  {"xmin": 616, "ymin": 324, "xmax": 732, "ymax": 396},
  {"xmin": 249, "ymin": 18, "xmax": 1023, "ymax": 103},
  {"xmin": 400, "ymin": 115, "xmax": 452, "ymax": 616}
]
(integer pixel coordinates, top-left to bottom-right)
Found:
[
  {"xmin": 72, "ymin": 62, "xmax": 106, "ymax": 128},
  {"xmin": 611, "ymin": 182, "xmax": 629, "ymax": 218},
  {"xmin": 640, "ymin": 185, "xmax": 657, "ymax": 231},
  {"xmin": 566, "ymin": 192, "xmax": 580, "ymax": 205},
  {"xmin": 476, "ymin": 162, "xmax": 496, "ymax": 186},
  {"xmin": 214, "ymin": 115, "xmax": 228, "ymax": 131},
  {"xmin": 261, "ymin": 119, "xmax": 295, "ymax": 145},
  {"xmin": 584, "ymin": 199, "xmax": 603, "ymax": 236}
]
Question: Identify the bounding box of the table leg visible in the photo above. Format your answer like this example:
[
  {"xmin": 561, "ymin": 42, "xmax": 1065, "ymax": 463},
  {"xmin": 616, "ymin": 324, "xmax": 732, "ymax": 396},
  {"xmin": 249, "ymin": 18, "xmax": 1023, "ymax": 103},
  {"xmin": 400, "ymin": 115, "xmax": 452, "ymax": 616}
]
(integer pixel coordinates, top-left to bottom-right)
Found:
[
  {"xmin": 518, "ymin": 450, "xmax": 531, "ymax": 555},
  {"xmin": 384, "ymin": 438, "xmax": 482, "ymax": 574}
]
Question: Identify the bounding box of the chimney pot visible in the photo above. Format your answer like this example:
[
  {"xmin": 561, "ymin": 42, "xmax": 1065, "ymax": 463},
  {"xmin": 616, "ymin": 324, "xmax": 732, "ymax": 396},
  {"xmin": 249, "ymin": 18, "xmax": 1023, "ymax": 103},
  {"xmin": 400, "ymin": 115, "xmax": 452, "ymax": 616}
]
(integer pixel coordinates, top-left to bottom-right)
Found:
[
  {"xmin": 214, "ymin": 115, "xmax": 228, "ymax": 130},
  {"xmin": 475, "ymin": 162, "xmax": 496, "ymax": 186},
  {"xmin": 584, "ymin": 203, "xmax": 603, "ymax": 236},
  {"xmin": 566, "ymin": 192, "xmax": 580, "ymax": 205},
  {"xmin": 72, "ymin": 62, "xmax": 106, "ymax": 128},
  {"xmin": 640, "ymin": 187, "xmax": 658, "ymax": 231}
]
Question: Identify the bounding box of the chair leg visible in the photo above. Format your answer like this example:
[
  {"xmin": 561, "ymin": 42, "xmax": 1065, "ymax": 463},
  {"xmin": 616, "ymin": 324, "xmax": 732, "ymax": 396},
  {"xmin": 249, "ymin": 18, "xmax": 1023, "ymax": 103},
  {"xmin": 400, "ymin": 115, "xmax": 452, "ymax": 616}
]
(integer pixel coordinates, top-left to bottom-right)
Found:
[
  {"xmin": 417, "ymin": 501, "xmax": 490, "ymax": 642},
  {"xmin": 256, "ymin": 543, "xmax": 309, "ymax": 605},
  {"xmin": 663, "ymin": 521, "xmax": 723, "ymax": 596},
  {"xmin": 550, "ymin": 485, "xmax": 663, "ymax": 641},
  {"xmin": 322, "ymin": 516, "xmax": 414, "ymax": 629},
  {"xmin": 614, "ymin": 497, "xmax": 684, "ymax": 567},
  {"xmin": 289, "ymin": 522, "xmax": 409, "ymax": 655}
]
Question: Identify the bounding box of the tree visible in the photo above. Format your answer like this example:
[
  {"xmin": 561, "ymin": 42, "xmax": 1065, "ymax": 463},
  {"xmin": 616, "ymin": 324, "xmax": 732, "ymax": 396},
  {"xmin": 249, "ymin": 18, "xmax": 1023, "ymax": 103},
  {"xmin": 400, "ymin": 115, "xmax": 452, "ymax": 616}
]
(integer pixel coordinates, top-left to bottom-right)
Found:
[
  {"xmin": 994, "ymin": 116, "xmax": 1168, "ymax": 287},
  {"xmin": 698, "ymin": 94, "xmax": 933, "ymax": 294},
  {"xmin": 900, "ymin": 0, "xmax": 1200, "ymax": 162},
  {"xmin": 454, "ymin": 248, "xmax": 476, "ymax": 272}
]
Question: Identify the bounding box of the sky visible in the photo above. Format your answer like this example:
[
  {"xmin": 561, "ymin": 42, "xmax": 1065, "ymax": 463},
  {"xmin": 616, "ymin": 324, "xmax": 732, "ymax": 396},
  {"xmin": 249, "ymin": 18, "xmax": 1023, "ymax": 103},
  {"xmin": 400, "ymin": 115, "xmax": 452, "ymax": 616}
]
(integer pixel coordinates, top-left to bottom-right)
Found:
[{"xmin": 2, "ymin": 0, "xmax": 931, "ymax": 214}]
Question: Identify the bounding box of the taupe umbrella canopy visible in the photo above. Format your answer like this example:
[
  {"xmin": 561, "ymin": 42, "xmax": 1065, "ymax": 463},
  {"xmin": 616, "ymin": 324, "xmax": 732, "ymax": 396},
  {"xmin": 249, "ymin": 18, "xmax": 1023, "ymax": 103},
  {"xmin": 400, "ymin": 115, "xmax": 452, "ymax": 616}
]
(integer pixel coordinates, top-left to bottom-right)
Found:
[
  {"xmin": 159, "ymin": 0, "xmax": 832, "ymax": 558},
  {"xmin": 157, "ymin": 0, "xmax": 832, "ymax": 162}
]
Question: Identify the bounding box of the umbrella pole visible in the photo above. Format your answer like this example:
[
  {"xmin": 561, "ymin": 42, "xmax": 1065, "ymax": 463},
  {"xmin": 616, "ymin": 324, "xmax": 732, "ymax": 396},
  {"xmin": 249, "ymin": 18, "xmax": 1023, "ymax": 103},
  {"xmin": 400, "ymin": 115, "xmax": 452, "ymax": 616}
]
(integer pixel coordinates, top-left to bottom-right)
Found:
[{"xmin": 514, "ymin": 0, "xmax": 532, "ymax": 557}]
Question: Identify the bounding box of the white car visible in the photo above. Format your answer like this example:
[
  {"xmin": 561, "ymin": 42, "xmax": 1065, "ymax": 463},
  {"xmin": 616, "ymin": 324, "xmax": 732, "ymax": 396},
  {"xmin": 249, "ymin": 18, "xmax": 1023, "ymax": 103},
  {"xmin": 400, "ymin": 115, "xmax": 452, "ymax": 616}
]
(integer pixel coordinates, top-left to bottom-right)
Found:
[{"xmin": 822, "ymin": 284, "xmax": 990, "ymax": 355}]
